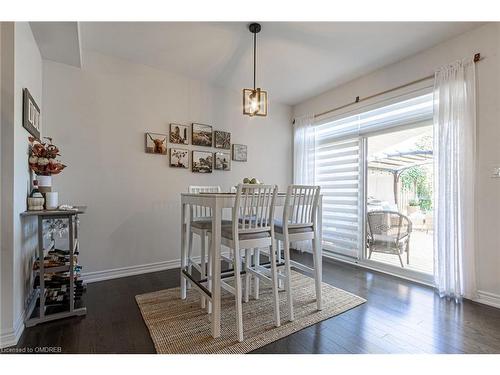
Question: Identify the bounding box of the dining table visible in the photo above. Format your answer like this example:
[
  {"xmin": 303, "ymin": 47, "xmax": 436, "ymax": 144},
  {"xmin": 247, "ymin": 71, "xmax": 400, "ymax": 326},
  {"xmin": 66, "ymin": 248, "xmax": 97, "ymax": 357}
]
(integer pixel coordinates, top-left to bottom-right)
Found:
[{"xmin": 180, "ymin": 192, "xmax": 323, "ymax": 339}]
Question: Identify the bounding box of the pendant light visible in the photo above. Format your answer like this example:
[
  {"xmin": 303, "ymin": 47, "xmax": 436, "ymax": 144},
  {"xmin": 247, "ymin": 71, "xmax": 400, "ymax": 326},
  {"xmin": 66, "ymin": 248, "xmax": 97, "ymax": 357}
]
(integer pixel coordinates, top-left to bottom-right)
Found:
[{"xmin": 243, "ymin": 23, "xmax": 268, "ymax": 117}]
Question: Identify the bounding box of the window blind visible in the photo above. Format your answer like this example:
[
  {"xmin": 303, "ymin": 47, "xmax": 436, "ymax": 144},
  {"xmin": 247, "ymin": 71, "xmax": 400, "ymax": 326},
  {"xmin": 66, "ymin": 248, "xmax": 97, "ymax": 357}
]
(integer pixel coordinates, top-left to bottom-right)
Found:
[{"xmin": 316, "ymin": 137, "xmax": 361, "ymax": 258}]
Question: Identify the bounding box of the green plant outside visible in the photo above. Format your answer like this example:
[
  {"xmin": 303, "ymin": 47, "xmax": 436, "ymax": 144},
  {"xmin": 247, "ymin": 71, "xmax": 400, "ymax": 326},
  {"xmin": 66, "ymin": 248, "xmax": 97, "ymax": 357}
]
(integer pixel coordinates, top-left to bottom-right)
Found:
[{"xmin": 400, "ymin": 165, "xmax": 433, "ymax": 212}]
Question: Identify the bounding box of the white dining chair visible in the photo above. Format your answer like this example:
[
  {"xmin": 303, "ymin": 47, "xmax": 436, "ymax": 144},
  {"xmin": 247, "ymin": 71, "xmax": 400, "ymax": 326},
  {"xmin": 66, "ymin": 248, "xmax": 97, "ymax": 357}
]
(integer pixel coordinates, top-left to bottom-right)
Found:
[
  {"xmin": 187, "ymin": 185, "xmax": 229, "ymax": 308},
  {"xmin": 272, "ymin": 185, "xmax": 322, "ymax": 321},
  {"xmin": 209, "ymin": 183, "xmax": 279, "ymax": 342}
]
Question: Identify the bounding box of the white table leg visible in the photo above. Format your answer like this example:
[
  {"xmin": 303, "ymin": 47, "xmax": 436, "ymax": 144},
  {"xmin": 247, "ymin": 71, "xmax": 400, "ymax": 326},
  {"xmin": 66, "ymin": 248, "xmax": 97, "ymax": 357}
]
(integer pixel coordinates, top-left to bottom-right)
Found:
[
  {"xmin": 253, "ymin": 248, "xmax": 260, "ymax": 300},
  {"xmin": 314, "ymin": 196, "xmax": 323, "ymax": 310},
  {"xmin": 180, "ymin": 202, "xmax": 187, "ymax": 299},
  {"xmin": 211, "ymin": 200, "xmax": 222, "ymax": 338}
]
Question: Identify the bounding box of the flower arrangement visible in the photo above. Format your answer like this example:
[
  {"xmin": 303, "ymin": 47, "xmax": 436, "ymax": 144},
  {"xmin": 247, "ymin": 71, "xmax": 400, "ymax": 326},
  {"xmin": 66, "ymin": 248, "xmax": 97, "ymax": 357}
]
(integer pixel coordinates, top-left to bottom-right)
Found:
[{"xmin": 28, "ymin": 137, "xmax": 66, "ymax": 176}]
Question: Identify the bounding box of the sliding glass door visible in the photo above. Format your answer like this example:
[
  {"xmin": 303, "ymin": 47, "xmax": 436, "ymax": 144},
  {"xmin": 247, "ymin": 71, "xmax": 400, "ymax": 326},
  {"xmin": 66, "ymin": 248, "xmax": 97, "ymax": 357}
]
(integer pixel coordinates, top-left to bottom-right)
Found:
[
  {"xmin": 315, "ymin": 89, "xmax": 435, "ymax": 282},
  {"xmin": 365, "ymin": 125, "xmax": 434, "ymax": 279}
]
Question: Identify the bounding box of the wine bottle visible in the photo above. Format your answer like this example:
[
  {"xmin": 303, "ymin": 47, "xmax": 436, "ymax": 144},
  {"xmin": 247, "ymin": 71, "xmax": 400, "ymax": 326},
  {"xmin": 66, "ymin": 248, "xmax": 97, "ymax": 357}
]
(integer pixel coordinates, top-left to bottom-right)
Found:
[{"xmin": 30, "ymin": 180, "xmax": 43, "ymax": 198}]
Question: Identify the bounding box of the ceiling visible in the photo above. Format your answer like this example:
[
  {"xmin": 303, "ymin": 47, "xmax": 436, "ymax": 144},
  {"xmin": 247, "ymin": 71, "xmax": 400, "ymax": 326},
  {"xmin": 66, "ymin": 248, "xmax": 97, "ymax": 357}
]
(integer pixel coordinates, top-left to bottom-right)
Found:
[
  {"xmin": 30, "ymin": 22, "xmax": 82, "ymax": 68},
  {"xmin": 79, "ymin": 22, "xmax": 483, "ymax": 105}
]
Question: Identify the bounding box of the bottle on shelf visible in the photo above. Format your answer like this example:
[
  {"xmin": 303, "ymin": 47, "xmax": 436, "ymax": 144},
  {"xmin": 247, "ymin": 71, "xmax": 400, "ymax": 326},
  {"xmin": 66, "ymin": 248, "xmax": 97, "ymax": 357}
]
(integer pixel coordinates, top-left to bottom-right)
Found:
[
  {"xmin": 30, "ymin": 180, "xmax": 42, "ymax": 198},
  {"xmin": 27, "ymin": 180, "xmax": 45, "ymax": 211}
]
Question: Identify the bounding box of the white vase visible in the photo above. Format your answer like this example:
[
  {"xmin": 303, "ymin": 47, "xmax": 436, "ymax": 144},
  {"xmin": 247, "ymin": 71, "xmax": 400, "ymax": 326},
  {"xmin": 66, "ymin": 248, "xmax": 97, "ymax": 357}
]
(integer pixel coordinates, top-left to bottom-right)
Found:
[{"xmin": 37, "ymin": 175, "xmax": 52, "ymax": 193}]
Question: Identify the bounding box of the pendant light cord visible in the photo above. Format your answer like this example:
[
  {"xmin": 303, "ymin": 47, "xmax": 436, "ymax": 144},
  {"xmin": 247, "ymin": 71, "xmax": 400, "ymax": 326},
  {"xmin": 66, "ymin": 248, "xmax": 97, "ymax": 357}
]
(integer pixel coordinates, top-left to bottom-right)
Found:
[{"xmin": 253, "ymin": 31, "xmax": 256, "ymax": 90}]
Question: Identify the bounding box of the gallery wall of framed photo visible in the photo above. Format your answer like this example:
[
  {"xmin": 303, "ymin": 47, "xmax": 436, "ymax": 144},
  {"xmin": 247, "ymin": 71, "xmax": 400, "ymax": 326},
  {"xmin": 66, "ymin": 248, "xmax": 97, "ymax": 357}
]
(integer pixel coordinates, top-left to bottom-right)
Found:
[{"xmin": 145, "ymin": 123, "xmax": 245, "ymax": 173}]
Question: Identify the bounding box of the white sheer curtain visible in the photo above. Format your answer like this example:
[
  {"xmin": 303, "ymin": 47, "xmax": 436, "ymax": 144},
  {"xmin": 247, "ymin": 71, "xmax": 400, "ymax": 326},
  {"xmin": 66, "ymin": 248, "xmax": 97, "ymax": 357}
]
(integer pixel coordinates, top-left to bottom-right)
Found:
[
  {"xmin": 293, "ymin": 114, "xmax": 316, "ymax": 185},
  {"xmin": 433, "ymin": 58, "xmax": 477, "ymax": 300},
  {"xmin": 293, "ymin": 114, "xmax": 316, "ymax": 251}
]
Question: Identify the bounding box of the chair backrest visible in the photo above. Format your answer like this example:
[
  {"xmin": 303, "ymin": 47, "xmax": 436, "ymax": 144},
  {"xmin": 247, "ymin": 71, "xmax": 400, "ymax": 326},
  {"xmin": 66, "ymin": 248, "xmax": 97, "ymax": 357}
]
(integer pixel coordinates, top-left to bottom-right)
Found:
[
  {"xmin": 188, "ymin": 185, "xmax": 221, "ymax": 220},
  {"xmin": 367, "ymin": 210, "xmax": 412, "ymax": 241},
  {"xmin": 283, "ymin": 185, "xmax": 321, "ymax": 229},
  {"xmin": 233, "ymin": 184, "xmax": 277, "ymax": 235}
]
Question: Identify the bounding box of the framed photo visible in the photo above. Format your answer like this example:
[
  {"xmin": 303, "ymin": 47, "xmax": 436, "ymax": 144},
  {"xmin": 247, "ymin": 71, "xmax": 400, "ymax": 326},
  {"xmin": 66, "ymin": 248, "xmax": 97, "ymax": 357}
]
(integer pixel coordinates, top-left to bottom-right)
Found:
[
  {"xmin": 214, "ymin": 130, "xmax": 231, "ymax": 149},
  {"xmin": 169, "ymin": 123, "xmax": 188, "ymax": 145},
  {"xmin": 169, "ymin": 148, "xmax": 189, "ymax": 169},
  {"xmin": 214, "ymin": 152, "xmax": 231, "ymax": 171},
  {"xmin": 23, "ymin": 88, "xmax": 41, "ymax": 140},
  {"xmin": 192, "ymin": 151, "xmax": 213, "ymax": 173},
  {"xmin": 232, "ymin": 144, "xmax": 247, "ymax": 162},
  {"xmin": 192, "ymin": 123, "xmax": 212, "ymax": 147},
  {"xmin": 145, "ymin": 132, "xmax": 167, "ymax": 154}
]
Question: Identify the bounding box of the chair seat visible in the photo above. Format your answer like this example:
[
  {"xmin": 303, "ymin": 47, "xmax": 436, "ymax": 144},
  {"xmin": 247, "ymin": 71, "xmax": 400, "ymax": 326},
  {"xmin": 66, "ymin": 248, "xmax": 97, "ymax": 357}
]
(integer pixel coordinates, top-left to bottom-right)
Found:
[
  {"xmin": 369, "ymin": 234, "xmax": 409, "ymax": 254},
  {"xmin": 274, "ymin": 220, "xmax": 314, "ymax": 234},
  {"xmin": 191, "ymin": 219, "xmax": 232, "ymax": 230},
  {"xmin": 223, "ymin": 227, "xmax": 270, "ymax": 241},
  {"xmin": 208, "ymin": 223, "xmax": 271, "ymax": 241}
]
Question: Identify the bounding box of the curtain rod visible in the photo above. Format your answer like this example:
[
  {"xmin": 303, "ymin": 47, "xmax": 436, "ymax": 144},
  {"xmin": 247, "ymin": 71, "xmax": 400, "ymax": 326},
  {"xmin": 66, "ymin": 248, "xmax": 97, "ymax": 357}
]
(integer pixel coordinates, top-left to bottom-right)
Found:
[{"xmin": 293, "ymin": 53, "xmax": 483, "ymax": 124}]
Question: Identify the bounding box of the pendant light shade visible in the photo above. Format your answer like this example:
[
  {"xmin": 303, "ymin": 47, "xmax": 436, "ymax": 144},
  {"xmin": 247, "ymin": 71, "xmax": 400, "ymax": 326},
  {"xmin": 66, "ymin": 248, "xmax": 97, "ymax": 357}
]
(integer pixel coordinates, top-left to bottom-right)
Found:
[
  {"xmin": 243, "ymin": 23, "xmax": 268, "ymax": 117},
  {"xmin": 243, "ymin": 88, "xmax": 268, "ymax": 116}
]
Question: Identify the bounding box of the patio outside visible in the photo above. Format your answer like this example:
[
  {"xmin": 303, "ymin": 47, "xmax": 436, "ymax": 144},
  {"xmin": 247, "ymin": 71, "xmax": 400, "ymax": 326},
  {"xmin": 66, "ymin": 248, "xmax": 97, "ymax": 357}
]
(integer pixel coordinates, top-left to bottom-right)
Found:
[{"xmin": 366, "ymin": 125, "xmax": 434, "ymax": 275}]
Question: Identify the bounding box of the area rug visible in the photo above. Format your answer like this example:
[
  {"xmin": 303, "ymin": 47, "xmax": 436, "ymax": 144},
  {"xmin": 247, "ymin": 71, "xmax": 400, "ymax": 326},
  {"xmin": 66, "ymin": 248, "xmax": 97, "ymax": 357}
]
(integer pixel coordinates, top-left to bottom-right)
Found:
[{"xmin": 135, "ymin": 271, "xmax": 365, "ymax": 354}]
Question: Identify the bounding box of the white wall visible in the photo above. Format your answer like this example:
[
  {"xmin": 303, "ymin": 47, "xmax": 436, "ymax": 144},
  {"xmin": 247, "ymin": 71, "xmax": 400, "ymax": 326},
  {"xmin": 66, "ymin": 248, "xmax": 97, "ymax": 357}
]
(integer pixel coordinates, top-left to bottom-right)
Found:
[
  {"xmin": 0, "ymin": 22, "xmax": 16, "ymax": 349},
  {"xmin": 294, "ymin": 23, "xmax": 500, "ymax": 305},
  {"xmin": 42, "ymin": 50, "xmax": 292, "ymax": 279},
  {"xmin": 0, "ymin": 22, "xmax": 42, "ymax": 348},
  {"xmin": 13, "ymin": 21, "xmax": 42, "ymax": 337}
]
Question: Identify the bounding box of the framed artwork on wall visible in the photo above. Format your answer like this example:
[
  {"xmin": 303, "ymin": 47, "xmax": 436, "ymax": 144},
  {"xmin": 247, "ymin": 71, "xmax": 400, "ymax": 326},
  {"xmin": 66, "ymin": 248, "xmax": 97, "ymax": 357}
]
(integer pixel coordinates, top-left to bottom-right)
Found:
[
  {"xmin": 145, "ymin": 132, "xmax": 167, "ymax": 154},
  {"xmin": 214, "ymin": 152, "xmax": 231, "ymax": 171},
  {"xmin": 232, "ymin": 144, "xmax": 247, "ymax": 162},
  {"xmin": 192, "ymin": 151, "xmax": 213, "ymax": 173},
  {"xmin": 169, "ymin": 123, "xmax": 188, "ymax": 145},
  {"xmin": 192, "ymin": 123, "xmax": 213, "ymax": 147},
  {"xmin": 170, "ymin": 148, "xmax": 189, "ymax": 168},
  {"xmin": 23, "ymin": 88, "xmax": 41, "ymax": 140},
  {"xmin": 214, "ymin": 130, "xmax": 231, "ymax": 149}
]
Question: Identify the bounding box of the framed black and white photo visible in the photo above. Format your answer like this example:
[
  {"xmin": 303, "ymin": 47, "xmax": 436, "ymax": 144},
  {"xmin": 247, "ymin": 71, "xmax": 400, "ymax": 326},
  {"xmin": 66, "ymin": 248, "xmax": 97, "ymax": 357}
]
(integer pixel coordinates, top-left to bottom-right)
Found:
[
  {"xmin": 192, "ymin": 123, "xmax": 212, "ymax": 147},
  {"xmin": 23, "ymin": 88, "xmax": 41, "ymax": 140},
  {"xmin": 169, "ymin": 123, "xmax": 188, "ymax": 145},
  {"xmin": 232, "ymin": 144, "xmax": 247, "ymax": 162},
  {"xmin": 145, "ymin": 132, "xmax": 167, "ymax": 154},
  {"xmin": 169, "ymin": 148, "xmax": 189, "ymax": 169},
  {"xmin": 192, "ymin": 151, "xmax": 213, "ymax": 173},
  {"xmin": 214, "ymin": 130, "xmax": 231, "ymax": 149},
  {"xmin": 214, "ymin": 152, "xmax": 231, "ymax": 171}
]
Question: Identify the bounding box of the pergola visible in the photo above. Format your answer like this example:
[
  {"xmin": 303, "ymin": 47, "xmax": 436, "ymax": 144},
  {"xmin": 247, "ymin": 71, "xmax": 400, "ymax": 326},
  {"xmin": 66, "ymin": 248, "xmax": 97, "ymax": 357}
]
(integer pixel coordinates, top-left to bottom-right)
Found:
[{"xmin": 367, "ymin": 150, "xmax": 433, "ymax": 206}]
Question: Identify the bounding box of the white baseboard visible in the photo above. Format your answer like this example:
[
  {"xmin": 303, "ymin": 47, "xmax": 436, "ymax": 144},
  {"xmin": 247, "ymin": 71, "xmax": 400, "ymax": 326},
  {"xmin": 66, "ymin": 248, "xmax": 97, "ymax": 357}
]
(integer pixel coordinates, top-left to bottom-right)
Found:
[
  {"xmin": 82, "ymin": 258, "xmax": 188, "ymax": 283},
  {"xmin": 474, "ymin": 290, "xmax": 500, "ymax": 309},
  {"xmin": 0, "ymin": 313, "xmax": 24, "ymax": 349}
]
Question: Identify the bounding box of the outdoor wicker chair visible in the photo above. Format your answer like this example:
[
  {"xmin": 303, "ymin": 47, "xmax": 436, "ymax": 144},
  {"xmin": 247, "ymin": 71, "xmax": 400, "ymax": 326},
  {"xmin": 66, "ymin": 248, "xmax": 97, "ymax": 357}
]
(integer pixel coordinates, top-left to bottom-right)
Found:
[{"xmin": 366, "ymin": 210, "xmax": 412, "ymax": 267}]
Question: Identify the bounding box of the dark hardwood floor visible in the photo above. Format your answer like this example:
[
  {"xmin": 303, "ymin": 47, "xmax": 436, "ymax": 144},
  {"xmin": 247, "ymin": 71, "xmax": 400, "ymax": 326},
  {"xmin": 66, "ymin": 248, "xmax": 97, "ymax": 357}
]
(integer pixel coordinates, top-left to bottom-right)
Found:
[{"xmin": 13, "ymin": 253, "xmax": 500, "ymax": 354}]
